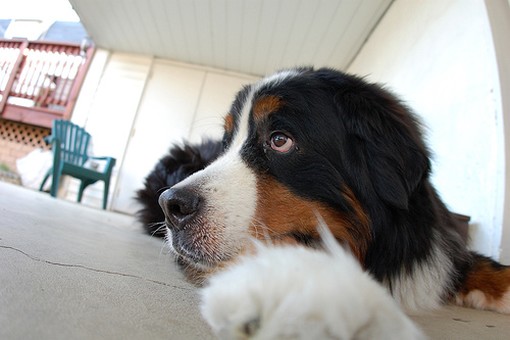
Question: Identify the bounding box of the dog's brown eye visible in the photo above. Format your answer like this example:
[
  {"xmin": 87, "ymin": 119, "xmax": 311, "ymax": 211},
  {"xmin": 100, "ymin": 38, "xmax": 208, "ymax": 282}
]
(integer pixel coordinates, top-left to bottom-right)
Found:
[{"xmin": 270, "ymin": 132, "xmax": 294, "ymax": 153}]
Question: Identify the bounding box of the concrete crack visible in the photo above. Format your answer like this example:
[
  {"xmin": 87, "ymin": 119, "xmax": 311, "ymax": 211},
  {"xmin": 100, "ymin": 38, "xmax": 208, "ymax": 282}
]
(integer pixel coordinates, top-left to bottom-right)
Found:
[{"xmin": 0, "ymin": 245, "xmax": 192, "ymax": 291}]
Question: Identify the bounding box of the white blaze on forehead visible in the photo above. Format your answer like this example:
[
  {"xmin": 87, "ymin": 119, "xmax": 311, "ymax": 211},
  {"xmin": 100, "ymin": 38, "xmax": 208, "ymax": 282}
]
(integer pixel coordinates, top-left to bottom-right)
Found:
[
  {"xmin": 230, "ymin": 87, "xmax": 255, "ymax": 151},
  {"xmin": 258, "ymin": 68, "xmax": 302, "ymax": 88},
  {"xmin": 230, "ymin": 68, "xmax": 302, "ymax": 151}
]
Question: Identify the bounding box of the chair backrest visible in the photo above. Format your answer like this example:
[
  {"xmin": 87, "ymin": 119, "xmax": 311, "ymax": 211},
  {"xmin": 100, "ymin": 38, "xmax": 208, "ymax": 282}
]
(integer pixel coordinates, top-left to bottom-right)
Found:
[{"xmin": 51, "ymin": 120, "xmax": 91, "ymax": 166}]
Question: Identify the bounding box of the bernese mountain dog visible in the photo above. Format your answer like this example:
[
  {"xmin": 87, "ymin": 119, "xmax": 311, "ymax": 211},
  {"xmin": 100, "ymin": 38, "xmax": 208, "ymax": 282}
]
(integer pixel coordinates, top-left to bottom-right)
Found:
[{"xmin": 154, "ymin": 67, "xmax": 510, "ymax": 313}]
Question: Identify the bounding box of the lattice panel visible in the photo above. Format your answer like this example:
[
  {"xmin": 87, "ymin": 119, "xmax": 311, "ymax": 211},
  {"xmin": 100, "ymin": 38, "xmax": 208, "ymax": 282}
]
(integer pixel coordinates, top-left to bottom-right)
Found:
[{"xmin": 0, "ymin": 119, "xmax": 50, "ymax": 148}]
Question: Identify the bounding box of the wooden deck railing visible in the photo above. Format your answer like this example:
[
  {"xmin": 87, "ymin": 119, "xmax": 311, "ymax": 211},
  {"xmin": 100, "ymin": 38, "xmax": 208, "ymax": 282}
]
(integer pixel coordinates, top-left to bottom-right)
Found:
[{"xmin": 0, "ymin": 39, "xmax": 94, "ymax": 128}]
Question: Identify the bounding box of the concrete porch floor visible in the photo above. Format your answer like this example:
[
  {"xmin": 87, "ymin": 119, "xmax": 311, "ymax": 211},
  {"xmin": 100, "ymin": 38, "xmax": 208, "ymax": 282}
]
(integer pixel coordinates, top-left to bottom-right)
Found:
[{"xmin": 0, "ymin": 181, "xmax": 508, "ymax": 339}]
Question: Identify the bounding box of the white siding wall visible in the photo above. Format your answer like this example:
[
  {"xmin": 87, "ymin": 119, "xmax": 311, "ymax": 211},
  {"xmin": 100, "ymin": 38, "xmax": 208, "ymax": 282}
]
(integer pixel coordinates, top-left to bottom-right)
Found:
[
  {"xmin": 485, "ymin": 0, "xmax": 510, "ymax": 264},
  {"xmin": 189, "ymin": 71, "xmax": 256, "ymax": 142},
  {"xmin": 348, "ymin": 0, "xmax": 505, "ymax": 259}
]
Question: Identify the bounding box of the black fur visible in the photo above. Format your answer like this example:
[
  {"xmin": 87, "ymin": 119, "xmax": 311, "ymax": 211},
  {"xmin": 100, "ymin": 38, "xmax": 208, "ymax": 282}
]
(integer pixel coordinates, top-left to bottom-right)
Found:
[{"xmin": 135, "ymin": 139, "xmax": 223, "ymax": 237}]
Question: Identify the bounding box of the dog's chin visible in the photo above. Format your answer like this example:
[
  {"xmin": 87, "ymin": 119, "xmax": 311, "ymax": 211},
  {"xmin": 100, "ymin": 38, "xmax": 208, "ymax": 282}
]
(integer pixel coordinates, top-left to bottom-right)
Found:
[
  {"xmin": 170, "ymin": 253, "xmax": 214, "ymax": 285},
  {"xmin": 165, "ymin": 227, "xmax": 235, "ymax": 284},
  {"xmin": 170, "ymin": 244, "xmax": 218, "ymax": 270}
]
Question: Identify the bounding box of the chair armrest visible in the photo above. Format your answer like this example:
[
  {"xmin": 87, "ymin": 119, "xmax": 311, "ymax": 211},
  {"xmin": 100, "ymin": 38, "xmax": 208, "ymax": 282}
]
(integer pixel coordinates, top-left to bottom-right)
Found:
[
  {"xmin": 88, "ymin": 156, "xmax": 116, "ymax": 173},
  {"xmin": 88, "ymin": 156, "xmax": 113, "ymax": 161}
]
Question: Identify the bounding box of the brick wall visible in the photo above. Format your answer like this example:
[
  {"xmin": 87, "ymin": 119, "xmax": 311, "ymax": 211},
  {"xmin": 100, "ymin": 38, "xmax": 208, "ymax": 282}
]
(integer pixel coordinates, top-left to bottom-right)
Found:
[{"xmin": 0, "ymin": 119, "xmax": 50, "ymax": 173}]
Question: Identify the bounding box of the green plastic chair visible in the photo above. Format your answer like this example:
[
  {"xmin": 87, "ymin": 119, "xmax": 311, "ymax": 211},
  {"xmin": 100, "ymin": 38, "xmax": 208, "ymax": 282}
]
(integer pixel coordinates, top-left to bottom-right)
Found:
[{"xmin": 39, "ymin": 119, "xmax": 116, "ymax": 209}]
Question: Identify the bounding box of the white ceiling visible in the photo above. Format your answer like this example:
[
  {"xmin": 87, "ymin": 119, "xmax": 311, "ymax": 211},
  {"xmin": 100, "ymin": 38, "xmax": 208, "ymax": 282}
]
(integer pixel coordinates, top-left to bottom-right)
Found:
[{"xmin": 69, "ymin": 0, "xmax": 392, "ymax": 77}]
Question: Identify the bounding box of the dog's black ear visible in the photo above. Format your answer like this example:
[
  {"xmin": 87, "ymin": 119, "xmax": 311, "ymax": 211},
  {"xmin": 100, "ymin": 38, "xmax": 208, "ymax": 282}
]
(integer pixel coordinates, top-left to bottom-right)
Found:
[{"xmin": 334, "ymin": 81, "xmax": 430, "ymax": 210}]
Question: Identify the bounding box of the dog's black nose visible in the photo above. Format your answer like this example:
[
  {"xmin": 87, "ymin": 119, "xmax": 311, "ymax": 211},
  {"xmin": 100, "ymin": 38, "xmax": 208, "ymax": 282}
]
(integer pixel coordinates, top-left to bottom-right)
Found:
[{"xmin": 159, "ymin": 188, "xmax": 202, "ymax": 229}]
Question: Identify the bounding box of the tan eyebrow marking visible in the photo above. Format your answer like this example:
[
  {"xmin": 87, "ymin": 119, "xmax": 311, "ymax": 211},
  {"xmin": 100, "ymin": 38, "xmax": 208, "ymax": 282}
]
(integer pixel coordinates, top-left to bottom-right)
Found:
[
  {"xmin": 224, "ymin": 113, "xmax": 234, "ymax": 134},
  {"xmin": 252, "ymin": 95, "xmax": 283, "ymax": 122}
]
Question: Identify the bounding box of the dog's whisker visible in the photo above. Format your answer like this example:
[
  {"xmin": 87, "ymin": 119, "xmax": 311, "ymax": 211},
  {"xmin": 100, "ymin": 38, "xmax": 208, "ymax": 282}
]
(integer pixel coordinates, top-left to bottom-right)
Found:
[
  {"xmin": 250, "ymin": 219, "xmax": 269, "ymax": 238},
  {"xmin": 159, "ymin": 243, "xmax": 167, "ymax": 257},
  {"xmin": 149, "ymin": 222, "xmax": 167, "ymax": 237},
  {"xmin": 249, "ymin": 219, "xmax": 284, "ymax": 245},
  {"xmin": 147, "ymin": 221, "xmax": 165, "ymax": 227}
]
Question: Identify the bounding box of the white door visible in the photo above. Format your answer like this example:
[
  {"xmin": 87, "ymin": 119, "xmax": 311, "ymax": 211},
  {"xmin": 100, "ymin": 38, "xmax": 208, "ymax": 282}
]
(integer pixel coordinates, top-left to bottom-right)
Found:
[
  {"xmin": 188, "ymin": 71, "xmax": 257, "ymax": 142},
  {"xmin": 111, "ymin": 62, "xmax": 206, "ymax": 214}
]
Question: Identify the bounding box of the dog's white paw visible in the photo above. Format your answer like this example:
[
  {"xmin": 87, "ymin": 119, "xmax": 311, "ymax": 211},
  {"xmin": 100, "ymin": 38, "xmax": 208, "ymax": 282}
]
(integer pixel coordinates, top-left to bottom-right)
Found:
[{"xmin": 200, "ymin": 230, "xmax": 425, "ymax": 340}]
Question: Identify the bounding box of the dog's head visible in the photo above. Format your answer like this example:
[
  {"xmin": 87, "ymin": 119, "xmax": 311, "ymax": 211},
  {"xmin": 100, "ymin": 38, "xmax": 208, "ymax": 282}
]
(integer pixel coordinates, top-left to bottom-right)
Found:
[{"xmin": 159, "ymin": 67, "xmax": 430, "ymax": 282}]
